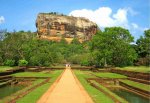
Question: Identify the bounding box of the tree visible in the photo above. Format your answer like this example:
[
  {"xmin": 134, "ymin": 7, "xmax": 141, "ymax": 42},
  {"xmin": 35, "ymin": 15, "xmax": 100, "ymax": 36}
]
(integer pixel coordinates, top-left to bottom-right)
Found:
[
  {"xmin": 136, "ymin": 29, "xmax": 150, "ymax": 65},
  {"xmin": 0, "ymin": 27, "xmax": 139, "ymax": 67},
  {"xmin": 1, "ymin": 31, "xmax": 35, "ymax": 63},
  {"xmin": 90, "ymin": 27, "xmax": 137, "ymax": 67}
]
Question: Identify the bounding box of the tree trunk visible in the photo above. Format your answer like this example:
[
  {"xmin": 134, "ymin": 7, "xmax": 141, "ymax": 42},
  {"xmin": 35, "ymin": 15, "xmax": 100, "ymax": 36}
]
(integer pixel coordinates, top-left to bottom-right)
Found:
[{"xmin": 104, "ymin": 57, "xmax": 107, "ymax": 67}]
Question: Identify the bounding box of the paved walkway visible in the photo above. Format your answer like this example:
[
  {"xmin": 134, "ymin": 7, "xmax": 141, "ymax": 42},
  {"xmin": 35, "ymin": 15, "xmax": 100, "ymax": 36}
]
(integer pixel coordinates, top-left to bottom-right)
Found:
[{"xmin": 37, "ymin": 67, "xmax": 93, "ymax": 103}]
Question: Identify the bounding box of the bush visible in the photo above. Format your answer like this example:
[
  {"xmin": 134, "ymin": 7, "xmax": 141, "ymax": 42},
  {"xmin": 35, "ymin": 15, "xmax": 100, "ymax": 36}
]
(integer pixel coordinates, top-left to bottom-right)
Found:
[
  {"xmin": 29, "ymin": 54, "xmax": 52, "ymax": 66},
  {"xmin": 19, "ymin": 59, "xmax": 28, "ymax": 66},
  {"xmin": 80, "ymin": 60, "xmax": 90, "ymax": 66},
  {"xmin": 4, "ymin": 59, "xmax": 15, "ymax": 66}
]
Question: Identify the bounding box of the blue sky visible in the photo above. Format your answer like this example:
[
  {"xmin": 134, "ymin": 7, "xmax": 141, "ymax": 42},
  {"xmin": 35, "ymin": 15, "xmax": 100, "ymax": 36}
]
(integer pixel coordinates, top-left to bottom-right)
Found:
[{"xmin": 0, "ymin": 0, "xmax": 149, "ymax": 41}]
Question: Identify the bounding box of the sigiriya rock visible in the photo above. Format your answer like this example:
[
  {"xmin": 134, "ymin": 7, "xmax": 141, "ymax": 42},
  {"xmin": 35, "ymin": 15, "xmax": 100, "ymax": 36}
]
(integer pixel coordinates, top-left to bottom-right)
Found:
[{"xmin": 36, "ymin": 13, "xmax": 98, "ymax": 42}]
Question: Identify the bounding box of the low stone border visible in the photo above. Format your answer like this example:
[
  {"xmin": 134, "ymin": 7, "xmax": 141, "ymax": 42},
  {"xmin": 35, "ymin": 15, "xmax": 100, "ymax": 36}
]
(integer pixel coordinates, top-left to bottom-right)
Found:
[
  {"xmin": 25, "ymin": 66, "xmax": 64, "ymax": 72},
  {"xmin": 0, "ymin": 68, "xmax": 24, "ymax": 76},
  {"xmin": 71, "ymin": 66, "xmax": 93, "ymax": 70},
  {"xmin": 8, "ymin": 78, "xmax": 50, "ymax": 103},
  {"xmin": 87, "ymin": 79, "xmax": 125, "ymax": 103},
  {"xmin": 87, "ymin": 77, "xmax": 150, "ymax": 99},
  {"xmin": 15, "ymin": 77, "xmax": 49, "ymax": 79},
  {"xmin": 119, "ymin": 81, "xmax": 150, "ymax": 98},
  {"xmin": 0, "ymin": 75, "xmax": 12, "ymax": 79},
  {"xmin": 127, "ymin": 77, "xmax": 150, "ymax": 85},
  {"xmin": 0, "ymin": 80, "xmax": 14, "ymax": 88},
  {"xmin": 110, "ymin": 69, "xmax": 150, "ymax": 81}
]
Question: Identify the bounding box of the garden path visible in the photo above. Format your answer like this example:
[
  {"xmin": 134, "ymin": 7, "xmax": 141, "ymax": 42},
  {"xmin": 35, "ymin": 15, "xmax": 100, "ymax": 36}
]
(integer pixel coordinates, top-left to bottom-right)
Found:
[{"xmin": 37, "ymin": 67, "xmax": 93, "ymax": 103}]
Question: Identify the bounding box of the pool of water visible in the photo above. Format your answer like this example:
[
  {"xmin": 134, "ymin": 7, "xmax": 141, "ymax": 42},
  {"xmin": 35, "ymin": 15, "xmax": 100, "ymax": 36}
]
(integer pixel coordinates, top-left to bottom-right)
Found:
[
  {"xmin": 0, "ymin": 85, "xmax": 26, "ymax": 99},
  {"xmin": 112, "ymin": 88, "xmax": 150, "ymax": 103}
]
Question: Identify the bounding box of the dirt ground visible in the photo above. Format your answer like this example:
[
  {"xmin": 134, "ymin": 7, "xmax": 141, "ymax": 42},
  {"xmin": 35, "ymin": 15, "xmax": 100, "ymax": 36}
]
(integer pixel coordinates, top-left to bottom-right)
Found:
[{"xmin": 37, "ymin": 67, "xmax": 94, "ymax": 103}]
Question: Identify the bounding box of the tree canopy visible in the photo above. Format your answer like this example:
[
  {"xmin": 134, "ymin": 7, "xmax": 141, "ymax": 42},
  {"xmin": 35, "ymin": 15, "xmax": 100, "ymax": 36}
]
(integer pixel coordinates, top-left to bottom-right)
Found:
[
  {"xmin": 135, "ymin": 29, "xmax": 150, "ymax": 65},
  {"xmin": 0, "ymin": 27, "xmax": 148, "ymax": 67},
  {"xmin": 90, "ymin": 27, "xmax": 137, "ymax": 67}
]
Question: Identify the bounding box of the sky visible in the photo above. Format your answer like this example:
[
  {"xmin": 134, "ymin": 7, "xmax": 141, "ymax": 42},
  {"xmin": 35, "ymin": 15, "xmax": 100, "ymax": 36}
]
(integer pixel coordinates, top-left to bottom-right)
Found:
[{"xmin": 0, "ymin": 0, "xmax": 149, "ymax": 41}]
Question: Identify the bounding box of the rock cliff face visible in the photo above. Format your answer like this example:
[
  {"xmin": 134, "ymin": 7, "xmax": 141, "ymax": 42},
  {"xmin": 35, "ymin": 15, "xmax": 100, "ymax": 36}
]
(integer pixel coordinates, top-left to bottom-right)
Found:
[{"xmin": 36, "ymin": 13, "xmax": 97, "ymax": 42}]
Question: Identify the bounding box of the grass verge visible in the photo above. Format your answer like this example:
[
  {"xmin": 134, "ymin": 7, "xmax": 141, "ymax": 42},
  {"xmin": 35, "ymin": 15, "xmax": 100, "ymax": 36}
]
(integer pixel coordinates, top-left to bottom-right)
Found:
[
  {"xmin": 94, "ymin": 72, "xmax": 127, "ymax": 79},
  {"xmin": 120, "ymin": 80, "xmax": 150, "ymax": 92},
  {"xmin": 116, "ymin": 66, "xmax": 150, "ymax": 73},
  {"xmin": 0, "ymin": 66, "xmax": 15, "ymax": 72},
  {"xmin": 74, "ymin": 70, "xmax": 114, "ymax": 103},
  {"xmin": 12, "ymin": 71, "xmax": 53, "ymax": 77}
]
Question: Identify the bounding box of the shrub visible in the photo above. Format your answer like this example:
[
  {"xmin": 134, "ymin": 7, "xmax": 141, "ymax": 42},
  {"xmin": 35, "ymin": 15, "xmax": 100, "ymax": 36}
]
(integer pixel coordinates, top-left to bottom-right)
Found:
[
  {"xmin": 4, "ymin": 59, "xmax": 15, "ymax": 66},
  {"xmin": 80, "ymin": 60, "xmax": 90, "ymax": 66},
  {"xmin": 29, "ymin": 54, "xmax": 52, "ymax": 66},
  {"xmin": 19, "ymin": 59, "xmax": 28, "ymax": 66}
]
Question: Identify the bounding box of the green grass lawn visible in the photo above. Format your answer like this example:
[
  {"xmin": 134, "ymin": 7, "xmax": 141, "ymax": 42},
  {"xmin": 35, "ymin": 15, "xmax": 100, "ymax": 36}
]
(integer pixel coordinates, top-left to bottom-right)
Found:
[
  {"xmin": 116, "ymin": 66, "xmax": 150, "ymax": 73},
  {"xmin": 74, "ymin": 70, "xmax": 114, "ymax": 103},
  {"xmin": 120, "ymin": 80, "xmax": 150, "ymax": 92},
  {"xmin": 12, "ymin": 71, "xmax": 53, "ymax": 77},
  {"xmin": 94, "ymin": 72, "xmax": 127, "ymax": 79},
  {"xmin": 16, "ymin": 70, "xmax": 62, "ymax": 103},
  {"xmin": 0, "ymin": 66, "xmax": 15, "ymax": 72}
]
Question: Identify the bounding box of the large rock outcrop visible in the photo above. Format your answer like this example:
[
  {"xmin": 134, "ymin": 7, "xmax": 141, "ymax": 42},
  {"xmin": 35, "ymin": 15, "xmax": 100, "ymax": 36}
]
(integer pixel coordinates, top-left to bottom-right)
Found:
[{"xmin": 36, "ymin": 13, "xmax": 98, "ymax": 42}]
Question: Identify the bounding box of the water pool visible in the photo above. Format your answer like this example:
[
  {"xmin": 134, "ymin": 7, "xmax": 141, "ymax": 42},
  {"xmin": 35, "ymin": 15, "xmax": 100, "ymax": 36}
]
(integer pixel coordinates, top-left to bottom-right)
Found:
[
  {"xmin": 112, "ymin": 88, "xmax": 149, "ymax": 103},
  {"xmin": 0, "ymin": 85, "xmax": 25, "ymax": 99}
]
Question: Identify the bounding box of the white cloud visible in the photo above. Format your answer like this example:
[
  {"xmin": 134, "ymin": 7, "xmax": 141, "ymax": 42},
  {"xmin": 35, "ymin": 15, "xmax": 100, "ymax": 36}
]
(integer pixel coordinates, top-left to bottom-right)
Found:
[
  {"xmin": 69, "ymin": 7, "xmax": 130, "ymax": 28},
  {"xmin": 113, "ymin": 9, "xmax": 128, "ymax": 22},
  {"xmin": 0, "ymin": 16, "xmax": 5, "ymax": 24},
  {"xmin": 113, "ymin": 9, "xmax": 128, "ymax": 27},
  {"xmin": 69, "ymin": 7, "xmax": 148, "ymax": 40}
]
